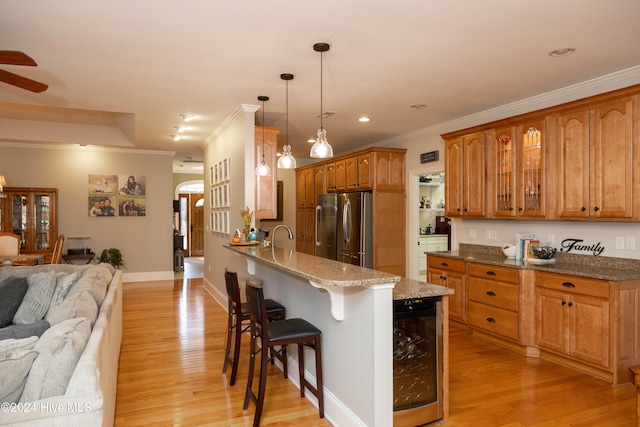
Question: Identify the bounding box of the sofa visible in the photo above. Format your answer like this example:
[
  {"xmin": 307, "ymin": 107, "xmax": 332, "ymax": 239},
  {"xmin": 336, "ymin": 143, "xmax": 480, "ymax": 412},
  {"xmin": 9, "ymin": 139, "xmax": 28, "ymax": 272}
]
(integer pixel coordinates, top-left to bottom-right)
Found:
[{"xmin": 0, "ymin": 263, "xmax": 123, "ymax": 427}]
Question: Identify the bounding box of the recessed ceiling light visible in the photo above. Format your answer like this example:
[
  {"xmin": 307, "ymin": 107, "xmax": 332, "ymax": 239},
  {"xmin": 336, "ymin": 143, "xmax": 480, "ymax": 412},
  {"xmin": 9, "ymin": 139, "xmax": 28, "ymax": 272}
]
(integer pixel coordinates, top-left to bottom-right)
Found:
[
  {"xmin": 174, "ymin": 126, "xmax": 186, "ymax": 133},
  {"xmin": 180, "ymin": 114, "xmax": 195, "ymax": 122},
  {"xmin": 170, "ymin": 134, "xmax": 182, "ymax": 141},
  {"xmin": 410, "ymin": 104, "xmax": 428, "ymax": 109},
  {"xmin": 308, "ymin": 139, "xmax": 316, "ymax": 143},
  {"xmin": 548, "ymin": 48, "xmax": 576, "ymax": 57},
  {"xmin": 358, "ymin": 117, "xmax": 371, "ymax": 123}
]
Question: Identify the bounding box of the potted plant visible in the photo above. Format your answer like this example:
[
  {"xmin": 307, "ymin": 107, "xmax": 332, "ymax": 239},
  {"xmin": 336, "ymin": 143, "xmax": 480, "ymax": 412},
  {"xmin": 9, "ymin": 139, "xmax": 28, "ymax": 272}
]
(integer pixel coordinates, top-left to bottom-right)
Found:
[{"xmin": 99, "ymin": 248, "xmax": 125, "ymax": 269}]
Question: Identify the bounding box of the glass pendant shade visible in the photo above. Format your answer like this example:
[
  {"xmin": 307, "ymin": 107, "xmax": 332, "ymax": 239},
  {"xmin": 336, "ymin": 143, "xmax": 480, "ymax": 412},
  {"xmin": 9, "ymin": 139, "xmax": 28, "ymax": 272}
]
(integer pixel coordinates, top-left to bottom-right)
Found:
[
  {"xmin": 256, "ymin": 159, "xmax": 270, "ymax": 176},
  {"xmin": 277, "ymin": 143, "xmax": 297, "ymax": 169},
  {"xmin": 310, "ymin": 128, "xmax": 333, "ymax": 159}
]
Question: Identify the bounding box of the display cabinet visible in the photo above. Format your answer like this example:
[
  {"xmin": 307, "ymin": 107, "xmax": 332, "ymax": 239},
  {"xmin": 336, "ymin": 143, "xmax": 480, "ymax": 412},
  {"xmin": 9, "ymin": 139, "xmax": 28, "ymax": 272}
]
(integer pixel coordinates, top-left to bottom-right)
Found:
[{"xmin": 0, "ymin": 187, "xmax": 58, "ymax": 262}]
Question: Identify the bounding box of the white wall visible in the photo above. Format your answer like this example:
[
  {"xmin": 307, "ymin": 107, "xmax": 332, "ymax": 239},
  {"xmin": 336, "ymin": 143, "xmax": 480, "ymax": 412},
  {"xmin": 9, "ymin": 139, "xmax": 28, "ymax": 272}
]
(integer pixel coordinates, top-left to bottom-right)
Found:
[{"xmin": 0, "ymin": 144, "xmax": 174, "ymax": 280}]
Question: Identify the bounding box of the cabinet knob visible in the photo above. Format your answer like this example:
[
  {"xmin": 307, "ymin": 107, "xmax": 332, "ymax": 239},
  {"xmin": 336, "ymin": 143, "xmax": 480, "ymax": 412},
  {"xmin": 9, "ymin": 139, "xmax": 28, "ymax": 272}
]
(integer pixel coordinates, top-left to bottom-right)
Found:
[
  {"xmin": 486, "ymin": 317, "xmax": 496, "ymax": 323},
  {"xmin": 486, "ymin": 271, "xmax": 496, "ymax": 276},
  {"xmin": 441, "ymin": 262, "xmax": 448, "ymax": 267},
  {"xmin": 581, "ymin": 207, "xmax": 586, "ymax": 212},
  {"xmin": 594, "ymin": 206, "xmax": 600, "ymax": 212},
  {"xmin": 568, "ymin": 302, "xmax": 573, "ymax": 307},
  {"xmin": 518, "ymin": 207, "xmax": 523, "ymax": 211},
  {"xmin": 561, "ymin": 282, "xmax": 575, "ymax": 288},
  {"xmin": 486, "ymin": 291, "xmax": 496, "ymax": 297},
  {"xmin": 562, "ymin": 300, "xmax": 567, "ymax": 306}
]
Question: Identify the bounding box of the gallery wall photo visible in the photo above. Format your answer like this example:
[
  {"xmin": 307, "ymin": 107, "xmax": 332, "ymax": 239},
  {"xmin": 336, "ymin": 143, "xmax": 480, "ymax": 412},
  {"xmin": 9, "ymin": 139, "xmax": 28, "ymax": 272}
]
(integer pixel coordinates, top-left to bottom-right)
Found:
[{"xmin": 88, "ymin": 174, "xmax": 147, "ymax": 217}]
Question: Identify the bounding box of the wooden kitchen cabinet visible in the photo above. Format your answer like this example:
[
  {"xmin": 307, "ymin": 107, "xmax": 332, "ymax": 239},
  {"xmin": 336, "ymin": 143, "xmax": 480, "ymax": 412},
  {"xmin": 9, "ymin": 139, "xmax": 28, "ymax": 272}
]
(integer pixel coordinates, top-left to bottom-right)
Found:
[
  {"xmin": 373, "ymin": 148, "xmax": 405, "ymax": 192},
  {"xmin": 427, "ymin": 256, "xmax": 466, "ymax": 322},
  {"xmin": 536, "ymin": 272, "xmax": 610, "ymax": 370},
  {"xmin": 295, "ymin": 165, "xmax": 321, "ymax": 255},
  {"xmin": 489, "ymin": 118, "xmax": 547, "ymax": 218},
  {"xmin": 325, "ymin": 160, "xmax": 345, "ymax": 193},
  {"xmin": 555, "ymin": 96, "xmax": 636, "ymax": 219},
  {"xmin": 255, "ymin": 127, "xmax": 280, "ymax": 219},
  {"xmin": 345, "ymin": 152, "xmax": 373, "ymax": 191},
  {"xmin": 467, "ymin": 263, "xmax": 520, "ymax": 342},
  {"xmin": 444, "ymin": 132, "xmax": 486, "ymax": 217},
  {"xmin": 1, "ymin": 187, "xmax": 58, "ymax": 262}
]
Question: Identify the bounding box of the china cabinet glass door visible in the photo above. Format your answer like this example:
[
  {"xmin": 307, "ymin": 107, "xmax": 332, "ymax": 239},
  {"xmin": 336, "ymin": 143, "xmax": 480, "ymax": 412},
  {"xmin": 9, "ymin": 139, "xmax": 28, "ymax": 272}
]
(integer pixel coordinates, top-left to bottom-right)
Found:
[
  {"xmin": 494, "ymin": 127, "xmax": 516, "ymax": 217},
  {"xmin": 11, "ymin": 193, "xmax": 28, "ymax": 250},
  {"xmin": 34, "ymin": 194, "xmax": 51, "ymax": 250},
  {"xmin": 517, "ymin": 119, "xmax": 545, "ymax": 217}
]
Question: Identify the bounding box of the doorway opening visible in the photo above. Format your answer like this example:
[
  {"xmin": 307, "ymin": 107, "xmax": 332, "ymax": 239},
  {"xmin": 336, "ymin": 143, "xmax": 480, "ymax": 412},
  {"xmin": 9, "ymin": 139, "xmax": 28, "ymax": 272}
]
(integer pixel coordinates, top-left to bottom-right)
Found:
[{"xmin": 176, "ymin": 180, "xmax": 204, "ymax": 257}]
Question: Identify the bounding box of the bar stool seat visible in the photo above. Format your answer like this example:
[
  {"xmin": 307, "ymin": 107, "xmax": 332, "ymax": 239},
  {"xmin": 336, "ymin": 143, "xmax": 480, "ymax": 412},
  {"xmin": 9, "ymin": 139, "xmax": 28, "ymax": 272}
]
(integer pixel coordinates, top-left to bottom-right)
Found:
[
  {"xmin": 222, "ymin": 269, "xmax": 285, "ymax": 386},
  {"xmin": 243, "ymin": 280, "xmax": 324, "ymax": 427}
]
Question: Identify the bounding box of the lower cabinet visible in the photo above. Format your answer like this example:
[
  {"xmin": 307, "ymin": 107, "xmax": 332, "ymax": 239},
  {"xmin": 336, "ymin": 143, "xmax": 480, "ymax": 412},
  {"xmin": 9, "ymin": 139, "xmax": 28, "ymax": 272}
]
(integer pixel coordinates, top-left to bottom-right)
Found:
[
  {"xmin": 427, "ymin": 255, "xmax": 466, "ymax": 322},
  {"xmin": 467, "ymin": 263, "xmax": 520, "ymax": 342},
  {"xmin": 426, "ymin": 257, "xmax": 640, "ymax": 384},
  {"xmin": 535, "ymin": 272, "xmax": 610, "ymax": 370}
]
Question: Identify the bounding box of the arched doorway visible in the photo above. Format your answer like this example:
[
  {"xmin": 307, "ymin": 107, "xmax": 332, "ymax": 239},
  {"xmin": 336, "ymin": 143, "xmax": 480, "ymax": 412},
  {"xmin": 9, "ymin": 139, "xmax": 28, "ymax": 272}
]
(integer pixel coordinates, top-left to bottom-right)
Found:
[{"xmin": 176, "ymin": 181, "xmax": 204, "ymax": 257}]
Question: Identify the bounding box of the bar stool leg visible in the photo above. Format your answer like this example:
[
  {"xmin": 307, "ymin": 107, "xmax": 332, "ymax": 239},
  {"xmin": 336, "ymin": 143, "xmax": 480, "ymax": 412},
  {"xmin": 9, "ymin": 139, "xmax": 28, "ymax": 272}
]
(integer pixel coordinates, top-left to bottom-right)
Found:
[
  {"xmin": 315, "ymin": 336, "xmax": 324, "ymax": 417},
  {"xmin": 222, "ymin": 302, "xmax": 234, "ymax": 375},
  {"xmin": 243, "ymin": 324, "xmax": 257, "ymax": 411}
]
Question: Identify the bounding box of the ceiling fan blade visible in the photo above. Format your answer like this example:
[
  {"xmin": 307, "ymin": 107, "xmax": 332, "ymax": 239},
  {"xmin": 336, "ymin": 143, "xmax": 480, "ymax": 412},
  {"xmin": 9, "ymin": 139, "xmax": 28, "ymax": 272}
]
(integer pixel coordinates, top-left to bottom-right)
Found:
[
  {"xmin": 0, "ymin": 69, "xmax": 48, "ymax": 93},
  {"xmin": 0, "ymin": 51, "xmax": 37, "ymax": 66}
]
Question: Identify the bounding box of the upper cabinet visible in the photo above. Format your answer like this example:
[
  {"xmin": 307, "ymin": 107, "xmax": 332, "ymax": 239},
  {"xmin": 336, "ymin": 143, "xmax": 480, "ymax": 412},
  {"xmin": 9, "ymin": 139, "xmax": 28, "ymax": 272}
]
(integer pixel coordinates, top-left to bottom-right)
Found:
[
  {"xmin": 445, "ymin": 132, "xmax": 485, "ymax": 218},
  {"xmin": 255, "ymin": 126, "xmax": 280, "ymax": 220},
  {"xmin": 489, "ymin": 118, "xmax": 547, "ymax": 218},
  {"xmin": 555, "ymin": 96, "xmax": 636, "ymax": 220},
  {"xmin": 442, "ymin": 84, "xmax": 640, "ymax": 221}
]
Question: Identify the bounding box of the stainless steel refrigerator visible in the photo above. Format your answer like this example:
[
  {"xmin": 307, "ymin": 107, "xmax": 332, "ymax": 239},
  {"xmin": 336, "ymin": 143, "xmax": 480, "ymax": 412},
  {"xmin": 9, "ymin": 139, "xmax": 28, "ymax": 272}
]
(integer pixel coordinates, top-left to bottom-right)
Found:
[
  {"xmin": 316, "ymin": 192, "xmax": 373, "ymax": 268},
  {"xmin": 315, "ymin": 193, "xmax": 337, "ymax": 260}
]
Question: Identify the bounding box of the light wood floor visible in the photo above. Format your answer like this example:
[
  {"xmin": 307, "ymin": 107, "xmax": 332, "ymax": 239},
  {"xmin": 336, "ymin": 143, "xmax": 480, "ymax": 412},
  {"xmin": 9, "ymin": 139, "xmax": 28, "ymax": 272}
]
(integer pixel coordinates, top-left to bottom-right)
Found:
[{"xmin": 114, "ymin": 274, "xmax": 637, "ymax": 426}]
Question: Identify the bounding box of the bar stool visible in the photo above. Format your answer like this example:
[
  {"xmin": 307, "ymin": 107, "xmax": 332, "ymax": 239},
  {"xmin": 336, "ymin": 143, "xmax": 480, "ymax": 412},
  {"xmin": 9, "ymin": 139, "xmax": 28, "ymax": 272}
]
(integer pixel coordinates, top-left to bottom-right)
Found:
[
  {"xmin": 243, "ymin": 281, "xmax": 324, "ymax": 427},
  {"xmin": 222, "ymin": 269, "xmax": 286, "ymax": 386}
]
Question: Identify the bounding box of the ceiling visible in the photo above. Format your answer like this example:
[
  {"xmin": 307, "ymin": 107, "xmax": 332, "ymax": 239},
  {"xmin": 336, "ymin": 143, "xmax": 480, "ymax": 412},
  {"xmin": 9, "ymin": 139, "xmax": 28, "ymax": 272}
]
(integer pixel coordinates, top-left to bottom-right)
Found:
[{"xmin": 1, "ymin": 1, "xmax": 640, "ymax": 173}]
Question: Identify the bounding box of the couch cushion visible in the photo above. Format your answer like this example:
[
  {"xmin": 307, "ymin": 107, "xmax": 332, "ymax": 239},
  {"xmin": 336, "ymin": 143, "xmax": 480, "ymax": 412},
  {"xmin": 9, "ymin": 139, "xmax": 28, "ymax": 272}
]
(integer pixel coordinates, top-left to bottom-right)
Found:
[
  {"xmin": 65, "ymin": 273, "xmax": 108, "ymax": 307},
  {"xmin": 12, "ymin": 271, "xmax": 57, "ymax": 325},
  {"xmin": 0, "ymin": 336, "xmax": 38, "ymax": 358},
  {"xmin": 0, "ymin": 276, "xmax": 28, "ymax": 328},
  {"xmin": 20, "ymin": 317, "xmax": 91, "ymax": 402},
  {"xmin": 0, "ymin": 320, "xmax": 50, "ymax": 341},
  {"xmin": 0, "ymin": 350, "xmax": 39, "ymax": 403},
  {"xmin": 46, "ymin": 272, "xmax": 78, "ymax": 314},
  {"xmin": 46, "ymin": 291, "xmax": 98, "ymax": 327}
]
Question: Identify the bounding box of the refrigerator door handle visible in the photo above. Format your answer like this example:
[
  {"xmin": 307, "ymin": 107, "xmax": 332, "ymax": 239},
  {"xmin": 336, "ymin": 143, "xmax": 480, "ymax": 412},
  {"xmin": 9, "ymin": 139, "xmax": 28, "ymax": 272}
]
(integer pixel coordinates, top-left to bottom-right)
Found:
[
  {"xmin": 343, "ymin": 198, "xmax": 352, "ymax": 244},
  {"xmin": 315, "ymin": 205, "xmax": 321, "ymax": 246}
]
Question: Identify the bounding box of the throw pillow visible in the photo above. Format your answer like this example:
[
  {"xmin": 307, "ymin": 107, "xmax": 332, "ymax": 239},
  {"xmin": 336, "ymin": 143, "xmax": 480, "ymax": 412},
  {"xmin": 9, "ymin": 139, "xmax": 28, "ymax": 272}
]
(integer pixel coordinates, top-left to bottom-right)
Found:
[
  {"xmin": 0, "ymin": 336, "xmax": 38, "ymax": 359},
  {"xmin": 46, "ymin": 290, "xmax": 98, "ymax": 327},
  {"xmin": 0, "ymin": 350, "xmax": 39, "ymax": 403},
  {"xmin": 0, "ymin": 320, "xmax": 50, "ymax": 341},
  {"xmin": 12, "ymin": 271, "xmax": 57, "ymax": 325},
  {"xmin": 20, "ymin": 317, "xmax": 91, "ymax": 403},
  {"xmin": 46, "ymin": 272, "xmax": 78, "ymax": 314},
  {"xmin": 0, "ymin": 276, "xmax": 28, "ymax": 328},
  {"xmin": 65, "ymin": 274, "xmax": 108, "ymax": 307}
]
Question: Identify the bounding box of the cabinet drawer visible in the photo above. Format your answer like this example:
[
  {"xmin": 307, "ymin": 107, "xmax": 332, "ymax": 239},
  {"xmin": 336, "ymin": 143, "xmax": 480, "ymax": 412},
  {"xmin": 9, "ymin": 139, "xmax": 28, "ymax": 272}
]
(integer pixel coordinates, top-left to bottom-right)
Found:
[
  {"xmin": 427, "ymin": 256, "xmax": 465, "ymax": 273},
  {"xmin": 468, "ymin": 277, "xmax": 519, "ymax": 312},
  {"xmin": 467, "ymin": 262, "xmax": 519, "ymax": 283},
  {"xmin": 536, "ymin": 271, "xmax": 609, "ymax": 299},
  {"xmin": 468, "ymin": 301, "xmax": 519, "ymax": 341}
]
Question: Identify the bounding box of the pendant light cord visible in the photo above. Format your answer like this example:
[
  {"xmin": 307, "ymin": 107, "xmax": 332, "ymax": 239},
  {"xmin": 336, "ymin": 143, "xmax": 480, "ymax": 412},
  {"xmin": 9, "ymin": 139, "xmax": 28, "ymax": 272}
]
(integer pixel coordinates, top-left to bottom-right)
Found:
[{"xmin": 320, "ymin": 49, "xmax": 324, "ymax": 131}]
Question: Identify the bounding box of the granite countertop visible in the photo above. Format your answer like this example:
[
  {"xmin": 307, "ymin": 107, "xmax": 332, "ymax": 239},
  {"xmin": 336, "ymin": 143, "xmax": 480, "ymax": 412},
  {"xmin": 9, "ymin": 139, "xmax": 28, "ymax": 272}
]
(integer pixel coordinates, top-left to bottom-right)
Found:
[
  {"xmin": 429, "ymin": 244, "xmax": 640, "ymax": 282},
  {"xmin": 393, "ymin": 277, "xmax": 454, "ymax": 300},
  {"xmin": 224, "ymin": 243, "xmax": 401, "ymax": 288}
]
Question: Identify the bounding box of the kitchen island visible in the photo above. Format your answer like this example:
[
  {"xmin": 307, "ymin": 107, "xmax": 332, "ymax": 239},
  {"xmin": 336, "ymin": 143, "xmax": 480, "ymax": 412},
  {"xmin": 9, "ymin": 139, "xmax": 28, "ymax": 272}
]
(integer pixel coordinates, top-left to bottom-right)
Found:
[{"xmin": 224, "ymin": 243, "xmax": 453, "ymax": 426}]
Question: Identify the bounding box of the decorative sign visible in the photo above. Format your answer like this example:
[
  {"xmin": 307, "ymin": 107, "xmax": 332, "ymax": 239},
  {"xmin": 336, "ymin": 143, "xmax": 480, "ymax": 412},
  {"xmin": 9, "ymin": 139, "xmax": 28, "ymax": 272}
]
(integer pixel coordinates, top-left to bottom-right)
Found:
[
  {"xmin": 560, "ymin": 238, "xmax": 605, "ymax": 256},
  {"xmin": 420, "ymin": 150, "xmax": 439, "ymax": 164}
]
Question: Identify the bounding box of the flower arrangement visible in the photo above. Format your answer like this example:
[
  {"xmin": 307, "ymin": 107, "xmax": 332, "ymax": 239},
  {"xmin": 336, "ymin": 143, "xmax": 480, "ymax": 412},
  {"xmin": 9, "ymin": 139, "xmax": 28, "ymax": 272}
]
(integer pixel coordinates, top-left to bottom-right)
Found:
[{"xmin": 240, "ymin": 206, "xmax": 253, "ymax": 234}]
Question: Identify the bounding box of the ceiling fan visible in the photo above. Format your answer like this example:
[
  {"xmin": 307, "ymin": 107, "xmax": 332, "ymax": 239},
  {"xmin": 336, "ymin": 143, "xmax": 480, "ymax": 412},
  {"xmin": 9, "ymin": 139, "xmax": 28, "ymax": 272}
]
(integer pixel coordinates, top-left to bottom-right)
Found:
[{"xmin": 0, "ymin": 50, "xmax": 48, "ymax": 93}]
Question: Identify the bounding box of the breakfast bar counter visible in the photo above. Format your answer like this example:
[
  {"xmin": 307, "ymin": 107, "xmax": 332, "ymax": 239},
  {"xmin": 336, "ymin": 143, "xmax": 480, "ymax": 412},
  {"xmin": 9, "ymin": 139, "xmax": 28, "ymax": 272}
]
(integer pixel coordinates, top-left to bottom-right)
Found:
[{"xmin": 224, "ymin": 243, "xmax": 453, "ymax": 426}]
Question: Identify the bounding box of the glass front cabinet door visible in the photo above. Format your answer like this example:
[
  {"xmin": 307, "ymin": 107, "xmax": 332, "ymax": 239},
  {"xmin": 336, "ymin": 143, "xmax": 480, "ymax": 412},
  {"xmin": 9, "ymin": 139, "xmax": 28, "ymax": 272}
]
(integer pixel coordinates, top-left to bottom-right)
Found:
[
  {"xmin": 1, "ymin": 187, "xmax": 58, "ymax": 261},
  {"xmin": 492, "ymin": 119, "xmax": 546, "ymax": 218}
]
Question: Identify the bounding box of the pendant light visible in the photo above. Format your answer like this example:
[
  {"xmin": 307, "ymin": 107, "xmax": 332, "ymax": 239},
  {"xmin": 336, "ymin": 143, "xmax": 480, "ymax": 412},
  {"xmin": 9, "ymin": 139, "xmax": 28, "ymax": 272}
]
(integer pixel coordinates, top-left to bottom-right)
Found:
[
  {"xmin": 255, "ymin": 95, "xmax": 271, "ymax": 176},
  {"xmin": 277, "ymin": 73, "xmax": 297, "ymax": 169},
  {"xmin": 310, "ymin": 42, "xmax": 334, "ymax": 159}
]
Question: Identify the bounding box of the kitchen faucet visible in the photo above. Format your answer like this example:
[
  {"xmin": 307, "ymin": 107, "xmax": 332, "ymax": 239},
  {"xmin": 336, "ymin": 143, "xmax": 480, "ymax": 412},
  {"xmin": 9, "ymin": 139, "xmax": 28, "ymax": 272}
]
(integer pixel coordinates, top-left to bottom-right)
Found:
[{"xmin": 267, "ymin": 224, "xmax": 293, "ymax": 247}]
